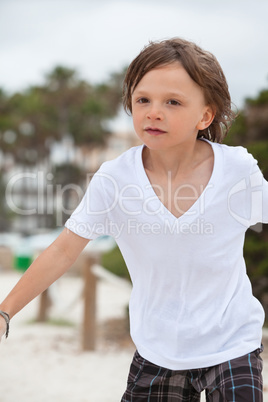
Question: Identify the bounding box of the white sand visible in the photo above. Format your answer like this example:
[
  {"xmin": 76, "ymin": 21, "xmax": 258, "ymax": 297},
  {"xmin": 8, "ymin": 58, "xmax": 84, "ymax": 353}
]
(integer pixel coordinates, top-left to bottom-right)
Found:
[{"xmin": 1, "ymin": 271, "xmax": 268, "ymax": 402}]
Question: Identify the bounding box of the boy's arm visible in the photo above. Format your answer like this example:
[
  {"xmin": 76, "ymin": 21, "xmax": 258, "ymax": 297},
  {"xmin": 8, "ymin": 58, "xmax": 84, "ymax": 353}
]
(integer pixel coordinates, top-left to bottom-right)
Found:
[{"xmin": 0, "ymin": 228, "xmax": 89, "ymax": 324}]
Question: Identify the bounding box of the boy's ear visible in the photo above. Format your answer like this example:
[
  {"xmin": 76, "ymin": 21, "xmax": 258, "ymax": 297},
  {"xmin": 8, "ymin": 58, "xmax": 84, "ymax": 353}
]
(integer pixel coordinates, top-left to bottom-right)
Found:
[{"xmin": 196, "ymin": 105, "xmax": 215, "ymax": 130}]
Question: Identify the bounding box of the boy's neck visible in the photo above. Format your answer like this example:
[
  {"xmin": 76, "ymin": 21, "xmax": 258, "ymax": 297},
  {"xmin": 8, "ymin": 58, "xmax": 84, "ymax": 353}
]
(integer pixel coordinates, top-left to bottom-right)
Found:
[{"xmin": 143, "ymin": 139, "xmax": 206, "ymax": 178}]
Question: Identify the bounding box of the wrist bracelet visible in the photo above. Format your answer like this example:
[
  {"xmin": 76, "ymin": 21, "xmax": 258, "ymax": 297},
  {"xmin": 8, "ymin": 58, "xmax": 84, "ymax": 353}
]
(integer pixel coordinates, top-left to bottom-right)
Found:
[{"xmin": 0, "ymin": 310, "xmax": 10, "ymax": 338}]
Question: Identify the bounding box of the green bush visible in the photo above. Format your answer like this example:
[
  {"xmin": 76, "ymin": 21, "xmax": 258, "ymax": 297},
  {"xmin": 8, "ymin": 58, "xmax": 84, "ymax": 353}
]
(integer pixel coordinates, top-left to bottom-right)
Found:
[{"xmin": 101, "ymin": 245, "xmax": 130, "ymax": 281}]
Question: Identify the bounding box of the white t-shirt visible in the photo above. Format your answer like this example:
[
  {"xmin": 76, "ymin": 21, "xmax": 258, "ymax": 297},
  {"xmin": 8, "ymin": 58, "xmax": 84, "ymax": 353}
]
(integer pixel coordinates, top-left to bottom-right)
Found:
[{"xmin": 65, "ymin": 139, "xmax": 268, "ymax": 370}]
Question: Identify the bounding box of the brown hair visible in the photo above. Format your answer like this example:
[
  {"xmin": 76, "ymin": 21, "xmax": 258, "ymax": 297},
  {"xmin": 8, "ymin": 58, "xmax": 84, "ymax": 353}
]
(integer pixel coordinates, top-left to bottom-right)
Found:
[{"xmin": 122, "ymin": 38, "xmax": 236, "ymax": 143}]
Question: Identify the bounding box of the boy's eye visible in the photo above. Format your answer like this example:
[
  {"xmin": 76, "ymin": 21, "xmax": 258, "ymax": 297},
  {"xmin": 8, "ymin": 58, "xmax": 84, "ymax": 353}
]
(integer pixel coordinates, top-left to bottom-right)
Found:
[
  {"xmin": 137, "ymin": 97, "xmax": 149, "ymax": 104},
  {"xmin": 167, "ymin": 99, "xmax": 180, "ymax": 106}
]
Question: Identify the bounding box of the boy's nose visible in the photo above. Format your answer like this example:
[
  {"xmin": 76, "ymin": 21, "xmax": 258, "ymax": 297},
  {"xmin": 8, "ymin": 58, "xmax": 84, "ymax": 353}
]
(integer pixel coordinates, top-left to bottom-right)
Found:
[{"xmin": 146, "ymin": 105, "xmax": 164, "ymax": 120}]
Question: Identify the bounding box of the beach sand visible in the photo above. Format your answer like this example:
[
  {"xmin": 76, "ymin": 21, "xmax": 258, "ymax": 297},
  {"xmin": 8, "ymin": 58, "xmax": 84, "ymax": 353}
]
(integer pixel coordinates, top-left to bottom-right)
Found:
[{"xmin": 1, "ymin": 271, "xmax": 267, "ymax": 402}]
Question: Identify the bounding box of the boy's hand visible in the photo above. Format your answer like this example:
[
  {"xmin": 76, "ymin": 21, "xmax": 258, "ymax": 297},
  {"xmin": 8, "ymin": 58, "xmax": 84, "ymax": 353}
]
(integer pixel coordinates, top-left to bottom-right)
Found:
[
  {"xmin": 0, "ymin": 228, "xmax": 89, "ymax": 339},
  {"xmin": 0, "ymin": 316, "xmax": 7, "ymax": 342}
]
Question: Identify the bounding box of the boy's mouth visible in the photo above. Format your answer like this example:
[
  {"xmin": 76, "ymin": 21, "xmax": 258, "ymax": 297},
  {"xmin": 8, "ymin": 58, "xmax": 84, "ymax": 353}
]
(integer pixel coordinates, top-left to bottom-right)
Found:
[{"xmin": 145, "ymin": 127, "xmax": 167, "ymax": 136}]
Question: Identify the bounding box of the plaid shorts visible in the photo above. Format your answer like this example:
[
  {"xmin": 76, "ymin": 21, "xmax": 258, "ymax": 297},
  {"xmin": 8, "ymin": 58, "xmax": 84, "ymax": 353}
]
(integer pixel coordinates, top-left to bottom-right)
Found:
[{"xmin": 121, "ymin": 347, "xmax": 263, "ymax": 401}]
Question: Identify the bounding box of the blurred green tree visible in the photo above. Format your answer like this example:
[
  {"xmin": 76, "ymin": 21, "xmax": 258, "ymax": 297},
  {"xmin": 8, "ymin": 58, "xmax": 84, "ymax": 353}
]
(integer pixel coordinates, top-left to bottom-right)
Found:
[{"xmin": 0, "ymin": 66, "xmax": 125, "ymax": 231}]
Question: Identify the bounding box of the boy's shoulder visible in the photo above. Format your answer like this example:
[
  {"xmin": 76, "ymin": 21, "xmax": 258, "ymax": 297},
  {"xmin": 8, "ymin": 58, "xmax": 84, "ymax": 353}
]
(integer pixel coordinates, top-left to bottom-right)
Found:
[
  {"xmin": 98, "ymin": 145, "xmax": 142, "ymax": 176},
  {"xmin": 215, "ymin": 142, "xmax": 256, "ymax": 171}
]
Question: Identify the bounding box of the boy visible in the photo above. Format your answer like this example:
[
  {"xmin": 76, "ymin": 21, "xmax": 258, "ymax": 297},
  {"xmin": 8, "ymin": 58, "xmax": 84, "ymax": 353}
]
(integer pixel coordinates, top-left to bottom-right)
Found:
[{"xmin": 1, "ymin": 38, "xmax": 267, "ymax": 401}]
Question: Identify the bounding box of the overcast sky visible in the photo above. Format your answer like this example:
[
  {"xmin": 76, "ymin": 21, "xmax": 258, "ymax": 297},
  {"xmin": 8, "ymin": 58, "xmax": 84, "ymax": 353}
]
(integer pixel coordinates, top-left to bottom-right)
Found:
[{"xmin": 0, "ymin": 0, "xmax": 268, "ymax": 109}]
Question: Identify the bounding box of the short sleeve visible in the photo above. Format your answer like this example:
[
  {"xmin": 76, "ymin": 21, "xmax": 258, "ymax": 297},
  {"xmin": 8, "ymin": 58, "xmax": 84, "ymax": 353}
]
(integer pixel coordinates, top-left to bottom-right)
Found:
[
  {"xmin": 227, "ymin": 147, "xmax": 268, "ymax": 228},
  {"xmin": 65, "ymin": 166, "xmax": 115, "ymax": 239},
  {"xmin": 248, "ymin": 155, "xmax": 268, "ymax": 225}
]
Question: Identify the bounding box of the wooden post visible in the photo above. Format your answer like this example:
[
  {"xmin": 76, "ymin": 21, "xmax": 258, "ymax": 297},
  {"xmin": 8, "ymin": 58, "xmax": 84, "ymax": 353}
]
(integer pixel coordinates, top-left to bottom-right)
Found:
[
  {"xmin": 37, "ymin": 288, "xmax": 50, "ymax": 322},
  {"xmin": 82, "ymin": 255, "xmax": 98, "ymax": 351}
]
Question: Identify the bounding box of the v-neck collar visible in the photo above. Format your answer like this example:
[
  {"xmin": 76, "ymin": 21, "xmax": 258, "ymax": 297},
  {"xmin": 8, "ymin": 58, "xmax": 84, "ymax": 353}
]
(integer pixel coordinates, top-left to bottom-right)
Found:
[{"xmin": 135, "ymin": 138, "xmax": 222, "ymax": 224}]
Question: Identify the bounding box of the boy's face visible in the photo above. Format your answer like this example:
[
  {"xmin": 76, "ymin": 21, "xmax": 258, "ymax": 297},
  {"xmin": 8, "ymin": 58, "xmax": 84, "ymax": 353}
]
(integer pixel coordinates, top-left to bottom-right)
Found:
[{"xmin": 131, "ymin": 62, "xmax": 214, "ymax": 151}]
